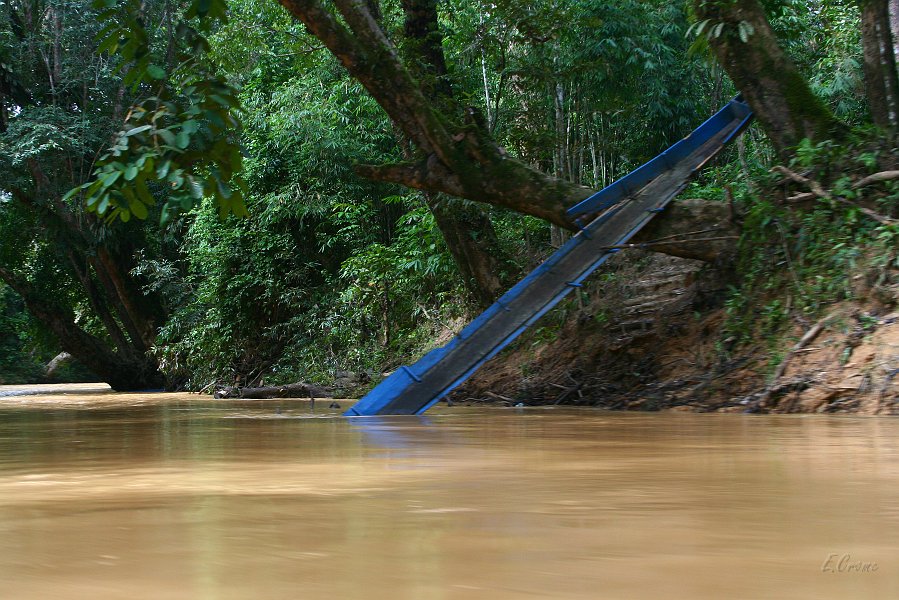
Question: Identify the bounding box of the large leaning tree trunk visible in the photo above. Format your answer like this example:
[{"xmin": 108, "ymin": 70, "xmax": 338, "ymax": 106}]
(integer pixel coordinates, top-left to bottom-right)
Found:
[
  {"xmin": 276, "ymin": 0, "xmax": 739, "ymax": 263},
  {"xmin": 693, "ymin": 0, "xmax": 845, "ymax": 158},
  {"xmin": 860, "ymin": 0, "xmax": 899, "ymax": 134}
]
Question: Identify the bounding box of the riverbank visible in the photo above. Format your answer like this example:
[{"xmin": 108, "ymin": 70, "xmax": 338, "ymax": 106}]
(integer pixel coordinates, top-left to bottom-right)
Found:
[{"xmin": 452, "ymin": 249, "xmax": 899, "ymax": 415}]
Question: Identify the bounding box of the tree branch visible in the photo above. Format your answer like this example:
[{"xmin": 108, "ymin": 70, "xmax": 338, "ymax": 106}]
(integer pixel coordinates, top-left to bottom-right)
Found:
[
  {"xmin": 276, "ymin": 1, "xmax": 744, "ymax": 259},
  {"xmin": 278, "ymin": 0, "xmax": 454, "ymax": 159},
  {"xmin": 771, "ymin": 165, "xmax": 896, "ymax": 225},
  {"xmin": 852, "ymin": 170, "xmax": 899, "ymax": 189},
  {"xmin": 355, "ymin": 158, "xmax": 464, "ymax": 197}
]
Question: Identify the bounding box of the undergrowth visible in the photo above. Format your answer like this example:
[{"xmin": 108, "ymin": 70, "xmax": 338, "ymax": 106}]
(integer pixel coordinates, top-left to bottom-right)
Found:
[{"xmin": 718, "ymin": 133, "xmax": 898, "ymax": 353}]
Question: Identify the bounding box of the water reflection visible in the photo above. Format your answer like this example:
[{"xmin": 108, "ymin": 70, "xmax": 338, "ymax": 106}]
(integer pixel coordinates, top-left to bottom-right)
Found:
[{"xmin": 0, "ymin": 386, "xmax": 897, "ymax": 599}]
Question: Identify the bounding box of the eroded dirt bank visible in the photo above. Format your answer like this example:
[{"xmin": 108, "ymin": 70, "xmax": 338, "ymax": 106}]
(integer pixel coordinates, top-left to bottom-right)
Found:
[{"xmin": 452, "ymin": 251, "xmax": 899, "ymax": 414}]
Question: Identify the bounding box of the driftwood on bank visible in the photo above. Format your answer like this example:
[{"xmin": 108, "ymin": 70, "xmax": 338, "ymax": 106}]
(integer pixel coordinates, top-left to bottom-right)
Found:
[{"xmin": 214, "ymin": 382, "xmax": 333, "ymax": 400}]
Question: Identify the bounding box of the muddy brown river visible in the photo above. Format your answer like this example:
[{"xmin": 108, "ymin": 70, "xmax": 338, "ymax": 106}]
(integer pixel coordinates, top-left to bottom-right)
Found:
[{"xmin": 0, "ymin": 384, "xmax": 897, "ymax": 599}]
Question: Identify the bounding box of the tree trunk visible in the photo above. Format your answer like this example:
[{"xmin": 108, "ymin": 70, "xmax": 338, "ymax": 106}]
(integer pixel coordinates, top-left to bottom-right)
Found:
[
  {"xmin": 876, "ymin": 0, "xmax": 899, "ymax": 129},
  {"xmin": 278, "ymin": 0, "xmax": 743, "ymax": 264},
  {"xmin": 891, "ymin": 1, "xmax": 899, "ymax": 59},
  {"xmin": 94, "ymin": 243, "xmax": 165, "ymax": 351},
  {"xmin": 399, "ymin": 0, "xmax": 509, "ymax": 306},
  {"xmin": 694, "ymin": 0, "xmax": 844, "ymax": 157},
  {"xmin": 861, "ymin": 0, "xmax": 899, "ymax": 132},
  {"xmin": 425, "ymin": 194, "xmax": 506, "ymax": 307},
  {"xmin": 0, "ymin": 267, "xmax": 164, "ymax": 391},
  {"xmin": 5, "ymin": 188, "xmax": 167, "ymax": 390}
]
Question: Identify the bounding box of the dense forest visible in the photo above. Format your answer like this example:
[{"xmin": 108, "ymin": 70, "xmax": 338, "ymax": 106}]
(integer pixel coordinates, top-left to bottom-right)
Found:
[{"xmin": 1, "ymin": 0, "xmax": 897, "ymax": 411}]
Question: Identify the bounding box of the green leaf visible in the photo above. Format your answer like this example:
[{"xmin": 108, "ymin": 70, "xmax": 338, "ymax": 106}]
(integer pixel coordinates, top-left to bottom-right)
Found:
[
  {"xmin": 135, "ymin": 179, "xmax": 155, "ymax": 206},
  {"xmin": 129, "ymin": 198, "xmax": 148, "ymax": 219},
  {"xmin": 216, "ymin": 179, "xmax": 233, "ymax": 200},
  {"xmin": 97, "ymin": 33, "xmax": 121, "ymax": 55},
  {"xmin": 146, "ymin": 64, "xmax": 166, "ymax": 80},
  {"xmin": 175, "ymin": 131, "xmax": 191, "ymax": 149},
  {"xmin": 231, "ymin": 192, "xmax": 248, "ymax": 218},
  {"xmin": 100, "ymin": 170, "xmax": 122, "ymax": 186},
  {"xmin": 181, "ymin": 120, "xmax": 200, "ymax": 134},
  {"xmin": 168, "ymin": 171, "xmax": 185, "ymax": 189},
  {"xmin": 157, "ymin": 129, "xmax": 176, "ymax": 146},
  {"xmin": 62, "ymin": 185, "xmax": 84, "ymax": 202},
  {"xmin": 188, "ymin": 176, "xmax": 204, "ymax": 199},
  {"xmin": 691, "ymin": 19, "xmax": 710, "ymax": 37},
  {"xmin": 124, "ymin": 165, "xmax": 138, "ymax": 181},
  {"xmin": 124, "ymin": 125, "xmax": 152, "ymax": 136}
]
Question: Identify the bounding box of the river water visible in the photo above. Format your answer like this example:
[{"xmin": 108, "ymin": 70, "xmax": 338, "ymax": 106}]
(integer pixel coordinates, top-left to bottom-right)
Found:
[{"xmin": 0, "ymin": 384, "xmax": 896, "ymax": 599}]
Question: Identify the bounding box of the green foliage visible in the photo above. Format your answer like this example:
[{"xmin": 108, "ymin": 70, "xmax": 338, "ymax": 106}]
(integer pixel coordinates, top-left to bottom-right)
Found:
[
  {"xmin": 67, "ymin": 0, "xmax": 247, "ymax": 224},
  {"xmin": 0, "ymin": 285, "xmax": 43, "ymax": 383},
  {"xmin": 720, "ymin": 135, "xmax": 897, "ymax": 345},
  {"xmin": 2, "ymin": 0, "xmax": 892, "ymax": 392},
  {"xmin": 153, "ymin": 195, "xmax": 463, "ymax": 388},
  {"xmin": 445, "ymin": 0, "xmax": 710, "ymax": 185},
  {"xmin": 339, "ymin": 203, "xmax": 460, "ymax": 345},
  {"xmin": 144, "ymin": 10, "xmax": 467, "ymax": 387}
]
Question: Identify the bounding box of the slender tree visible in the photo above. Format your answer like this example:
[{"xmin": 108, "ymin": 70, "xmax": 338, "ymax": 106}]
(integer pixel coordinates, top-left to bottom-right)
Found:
[{"xmin": 860, "ymin": 0, "xmax": 899, "ymax": 133}]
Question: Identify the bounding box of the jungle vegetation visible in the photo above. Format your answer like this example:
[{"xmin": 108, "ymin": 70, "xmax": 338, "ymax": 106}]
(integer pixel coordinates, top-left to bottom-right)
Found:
[{"xmin": 0, "ymin": 0, "xmax": 896, "ymax": 392}]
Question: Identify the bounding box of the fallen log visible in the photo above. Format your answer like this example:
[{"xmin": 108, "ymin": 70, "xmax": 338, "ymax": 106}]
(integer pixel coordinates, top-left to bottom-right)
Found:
[{"xmin": 214, "ymin": 382, "xmax": 333, "ymax": 400}]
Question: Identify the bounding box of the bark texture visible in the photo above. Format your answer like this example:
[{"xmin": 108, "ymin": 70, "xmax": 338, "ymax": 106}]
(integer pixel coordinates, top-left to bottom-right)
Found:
[
  {"xmin": 694, "ymin": 0, "xmax": 844, "ymax": 157},
  {"xmin": 860, "ymin": 0, "xmax": 899, "ymax": 132}
]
